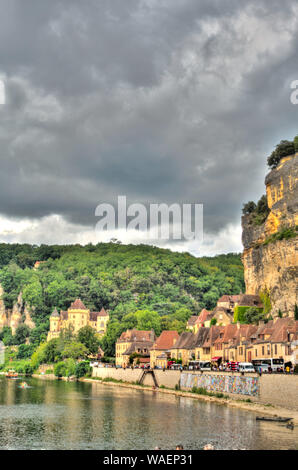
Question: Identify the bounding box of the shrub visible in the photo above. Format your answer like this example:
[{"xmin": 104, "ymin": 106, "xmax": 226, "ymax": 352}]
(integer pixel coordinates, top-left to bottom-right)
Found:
[
  {"xmin": 267, "ymin": 140, "xmax": 295, "ymax": 169},
  {"xmin": 75, "ymin": 361, "xmax": 91, "ymax": 378},
  {"xmin": 23, "ymin": 363, "xmax": 34, "ymax": 376},
  {"xmin": 242, "ymin": 201, "xmax": 256, "ymax": 215},
  {"xmin": 54, "ymin": 361, "xmax": 67, "ymax": 378},
  {"xmin": 17, "ymin": 344, "xmax": 35, "ymax": 360},
  {"xmin": 263, "ymin": 226, "xmax": 297, "ymax": 246},
  {"xmin": 64, "ymin": 358, "xmax": 76, "ymax": 377}
]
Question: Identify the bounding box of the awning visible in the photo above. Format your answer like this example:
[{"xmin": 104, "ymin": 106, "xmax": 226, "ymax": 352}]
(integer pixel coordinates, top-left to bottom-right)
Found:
[{"xmin": 211, "ymin": 357, "xmax": 221, "ymax": 361}]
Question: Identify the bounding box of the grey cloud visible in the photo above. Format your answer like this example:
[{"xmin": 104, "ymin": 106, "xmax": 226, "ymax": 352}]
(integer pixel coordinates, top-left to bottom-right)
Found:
[{"xmin": 0, "ymin": 0, "xmax": 297, "ymax": 248}]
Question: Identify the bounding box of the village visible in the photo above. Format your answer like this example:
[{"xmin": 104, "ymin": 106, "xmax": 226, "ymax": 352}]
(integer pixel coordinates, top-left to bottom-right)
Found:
[{"xmin": 114, "ymin": 293, "xmax": 298, "ymax": 373}]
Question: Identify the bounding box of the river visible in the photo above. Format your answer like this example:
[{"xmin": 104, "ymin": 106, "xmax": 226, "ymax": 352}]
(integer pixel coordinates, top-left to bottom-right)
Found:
[{"xmin": 0, "ymin": 377, "xmax": 297, "ymax": 450}]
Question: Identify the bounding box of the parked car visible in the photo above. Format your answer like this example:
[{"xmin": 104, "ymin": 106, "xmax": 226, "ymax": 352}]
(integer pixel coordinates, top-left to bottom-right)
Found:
[{"xmin": 238, "ymin": 362, "xmax": 255, "ymax": 373}]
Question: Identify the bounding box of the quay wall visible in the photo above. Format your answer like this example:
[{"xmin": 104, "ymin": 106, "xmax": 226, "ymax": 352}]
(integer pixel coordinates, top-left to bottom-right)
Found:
[{"xmin": 92, "ymin": 368, "xmax": 298, "ymax": 411}]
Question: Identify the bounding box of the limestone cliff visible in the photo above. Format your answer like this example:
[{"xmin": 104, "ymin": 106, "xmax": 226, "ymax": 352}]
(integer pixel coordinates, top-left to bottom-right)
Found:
[
  {"xmin": 242, "ymin": 153, "xmax": 298, "ymax": 317},
  {"xmin": 0, "ymin": 286, "xmax": 36, "ymax": 334}
]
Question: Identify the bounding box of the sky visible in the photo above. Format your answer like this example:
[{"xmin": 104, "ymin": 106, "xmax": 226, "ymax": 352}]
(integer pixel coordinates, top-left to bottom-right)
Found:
[{"xmin": 0, "ymin": 0, "xmax": 297, "ymax": 256}]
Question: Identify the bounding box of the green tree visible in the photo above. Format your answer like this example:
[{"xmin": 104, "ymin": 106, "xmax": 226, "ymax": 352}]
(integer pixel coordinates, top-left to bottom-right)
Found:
[
  {"xmin": 14, "ymin": 324, "xmax": 30, "ymax": 345},
  {"xmin": 61, "ymin": 341, "xmax": 88, "ymax": 360},
  {"xmin": 17, "ymin": 344, "xmax": 35, "ymax": 359},
  {"xmin": 0, "ymin": 326, "xmax": 14, "ymax": 346},
  {"xmin": 54, "ymin": 361, "xmax": 67, "ymax": 378},
  {"xmin": 244, "ymin": 307, "xmax": 265, "ymax": 325},
  {"xmin": 242, "ymin": 201, "xmax": 257, "ymax": 215},
  {"xmin": 77, "ymin": 326, "xmax": 100, "ymax": 355},
  {"xmin": 75, "ymin": 361, "xmax": 91, "ymax": 378},
  {"xmin": 267, "ymin": 140, "xmax": 295, "ymax": 169}
]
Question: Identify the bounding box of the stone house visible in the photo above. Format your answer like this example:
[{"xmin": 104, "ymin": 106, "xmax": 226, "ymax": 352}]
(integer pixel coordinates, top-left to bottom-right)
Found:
[
  {"xmin": 193, "ymin": 327, "xmax": 210, "ymax": 360},
  {"xmin": 210, "ymin": 306, "xmax": 234, "ymax": 327},
  {"xmin": 246, "ymin": 318, "xmax": 298, "ymax": 364},
  {"xmin": 196, "ymin": 326, "xmax": 223, "ymax": 362},
  {"xmin": 170, "ymin": 331, "xmax": 197, "ymax": 365},
  {"xmin": 115, "ymin": 329, "xmax": 156, "ymax": 367},
  {"xmin": 150, "ymin": 330, "xmax": 179, "ymax": 368}
]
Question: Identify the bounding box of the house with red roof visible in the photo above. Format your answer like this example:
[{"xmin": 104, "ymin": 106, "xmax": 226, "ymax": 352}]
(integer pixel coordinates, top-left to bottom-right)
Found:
[{"xmin": 150, "ymin": 330, "xmax": 179, "ymax": 368}]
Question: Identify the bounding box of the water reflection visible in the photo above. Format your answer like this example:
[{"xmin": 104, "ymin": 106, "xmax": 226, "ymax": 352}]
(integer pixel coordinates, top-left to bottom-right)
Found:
[{"xmin": 0, "ymin": 377, "xmax": 297, "ymax": 450}]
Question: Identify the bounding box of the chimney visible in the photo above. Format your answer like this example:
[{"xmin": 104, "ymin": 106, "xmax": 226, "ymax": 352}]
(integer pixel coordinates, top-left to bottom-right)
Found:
[
  {"xmin": 237, "ymin": 322, "xmax": 240, "ymax": 330},
  {"xmin": 258, "ymin": 320, "xmax": 265, "ymax": 327}
]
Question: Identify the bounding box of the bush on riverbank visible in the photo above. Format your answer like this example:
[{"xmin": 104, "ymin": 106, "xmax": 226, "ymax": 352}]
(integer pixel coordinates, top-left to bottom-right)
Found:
[
  {"xmin": 75, "ymin": 361, "xmax": 92, "ymax": 378},
  {"xmin": 1, "ymin": 360, "xmax": 33, "ymax": 376},
  {"xmin": 53, "ymin": 359, "xmax": 77, "ymax": 378},
  {"xmin": 191, "ymin": 386, "xmax": 228, "ymax": 399}
]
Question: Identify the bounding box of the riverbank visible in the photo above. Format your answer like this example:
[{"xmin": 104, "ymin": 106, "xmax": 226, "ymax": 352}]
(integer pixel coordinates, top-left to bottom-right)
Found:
[
  {"xmin": 82, "ymin": 377, "xmax": 298, "ymax": 423},
  {"xmin": 31, "ymin": 373, "xmax": 298, "ymax": 424},
  {"xmin": 84, "ymin": 375, "xmax": 298, "ymax": 424}
]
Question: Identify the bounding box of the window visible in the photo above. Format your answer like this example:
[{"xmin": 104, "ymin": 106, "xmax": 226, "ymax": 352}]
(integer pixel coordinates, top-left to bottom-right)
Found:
[
  {"xmin": 275, "ymin": 344, "xmax": 277, "ymax": 355},
  {"xmin": 262, "ymin": 346, "xmax": 264, "ymax": 355},
  {"xmin": 255, "ymin": 349, "xmax": 257, "ymax": 357},
  {"xmin": 267, "ymin": 345, "xmax": 270, "ymax": 355}
]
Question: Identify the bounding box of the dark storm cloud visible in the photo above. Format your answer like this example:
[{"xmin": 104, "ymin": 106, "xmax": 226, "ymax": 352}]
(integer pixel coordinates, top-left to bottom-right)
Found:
[{"xmin": 0, "ymin": 0, "xmax": 297, "ymax": 245}]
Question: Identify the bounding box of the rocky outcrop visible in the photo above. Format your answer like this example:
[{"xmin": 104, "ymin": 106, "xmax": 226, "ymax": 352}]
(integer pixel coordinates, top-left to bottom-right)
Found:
[
  {"xmin": 242, "ymin": 153, "xmax": 298, "ymax": 317},
  {"xmin": 0, "ymin": 287, "xmax": 36, "ymax": 334}
]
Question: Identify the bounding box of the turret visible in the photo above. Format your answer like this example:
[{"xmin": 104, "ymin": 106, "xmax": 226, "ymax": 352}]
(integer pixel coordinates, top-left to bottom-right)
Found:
[{"xmin": 50, "ymin": 307, "xmax": 60, "ymax": 331}]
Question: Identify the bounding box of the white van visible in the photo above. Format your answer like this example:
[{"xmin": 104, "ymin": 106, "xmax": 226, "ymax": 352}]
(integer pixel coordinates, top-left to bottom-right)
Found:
[
  {"xmin": 199, "ymin": 361, "xmax": 211, "ymax": 371},
  {"xmin": 238, "ymin": 362, "xmax": 255, "ymax": 373}
]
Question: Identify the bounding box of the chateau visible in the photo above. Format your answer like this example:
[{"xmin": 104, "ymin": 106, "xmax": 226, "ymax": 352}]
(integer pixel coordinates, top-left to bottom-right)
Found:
[{"xmin": 47, "ymin": 298, "xmax": 109, "ymax": 341}]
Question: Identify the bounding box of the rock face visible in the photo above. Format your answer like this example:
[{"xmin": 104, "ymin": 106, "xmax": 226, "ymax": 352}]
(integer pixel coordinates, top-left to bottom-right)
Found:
[
  {"xmin": 0, "ymin": 287, "xmax": 36, "ymax": 334},
  {"xmin": 242, "ymin": 153, "xmax": 298, "ymax": 317}
]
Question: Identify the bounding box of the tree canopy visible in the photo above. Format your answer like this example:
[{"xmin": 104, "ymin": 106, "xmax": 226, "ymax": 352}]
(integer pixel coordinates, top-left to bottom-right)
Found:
[{"xmin": 0, "ymin": 242, "xmax": 244, "ymax": 355}]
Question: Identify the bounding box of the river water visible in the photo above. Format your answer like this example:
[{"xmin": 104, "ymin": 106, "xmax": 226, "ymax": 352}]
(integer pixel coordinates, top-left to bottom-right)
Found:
[{"xmin": 0, "ymin": 377, "xmax": 297, "ymax": 450}]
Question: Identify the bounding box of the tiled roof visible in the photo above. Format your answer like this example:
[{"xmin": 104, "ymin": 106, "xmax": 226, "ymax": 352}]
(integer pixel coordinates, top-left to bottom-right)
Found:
[
  {"xmin": 218, "ymin": 295, "xmax": 230, "ymax": 302},
  {"xmin": 118, "ymin": 329, "xmax": 156, "ymax": 343},
  {"xmin": 60, "ymin": 311, "xmax": 68, "ymax": 320},
  {"xmin": 89, "ymin": 308, "xmax": 109, "ymax": 321},
  {"xmin": 123, "ymin": 341, "xmax": 153, "ymax": 356},
  {"xmin": 198, "ymin": 309, "xmax": 211, "ymax": 323},
  {"xmin": 98, "ymin": 307, "xmax": 108, "ymax": 317},
  {"xmin": 203, "ymin": 326, "xmax": 223, "ymax": 348},
  {"xmin": 171, "ymin": 331, "xmax": 195, "ymax": 350},
  {"xmin": 69, "ymin": 299, "xmax": 88, "ymax": 310},
  {"xmin": 50, "ymin": 307, "xmax": 59, "ymax": 318},
  {"xmin": 187, "ymin": 316, "xmax": 199, "ymax": 326},
  {"xmin": 152, "ymin": 331, "xmax": 179, "ymax": 350},
  {"xmin": 269, "ymin": 318, "xmax": 297, "ymax": 343},
  {"xmin": 193, "ymin": 327, "xmax": 210, "ymax": 347},
  {"xmin": 237, "ymin": 294, "xmax": 263, "ymax": 308}
]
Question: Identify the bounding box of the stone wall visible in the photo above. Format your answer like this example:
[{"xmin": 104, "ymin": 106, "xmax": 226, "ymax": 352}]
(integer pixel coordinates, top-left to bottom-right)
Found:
[
  {"xmin": 92, "ymin": 367, "xmax": 181, "ymax": 388},
  {"xmin": 258, "ymin": 374, "xmax": 298, "ymax": 411},
  {"xmin": 180, "ymin": 372, "xmax": 259, "ymax": 397},
  {"xmin": 92, "ymin": 367, "xmax": 298, "ymax": 411}
]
